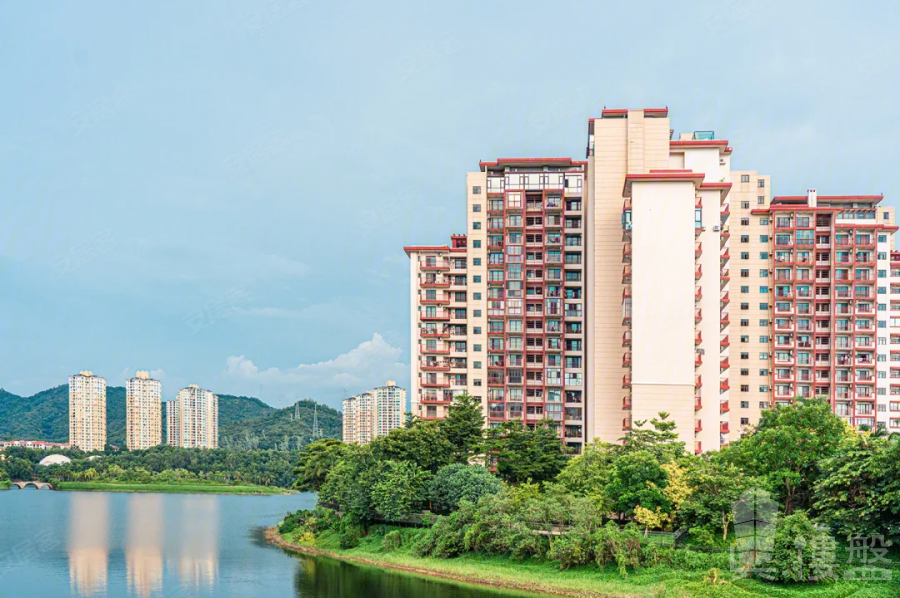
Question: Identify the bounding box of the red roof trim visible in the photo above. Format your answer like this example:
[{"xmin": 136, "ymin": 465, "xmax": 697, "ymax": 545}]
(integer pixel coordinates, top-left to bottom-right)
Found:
[
  {"xmin": 772, "ymin": 195, "xmax": 884, "ymax": 201},
  {"xmin": 670, "ymin": 140, "xmax": 729, "ymax": 147},
  {"xmin": 699, "ymin": 182, "xmax": 732, "ymax": 190},
  {"xmin": 479, "ymin": 157, "xmax": 586, "ymax": 169},
  {"xmin": 600, "ymin": 108, "xmax": 668, "ymax": 118},
  {"xmin": 404, "ymin": 246, "xmax": 450, "ymax": 254}
]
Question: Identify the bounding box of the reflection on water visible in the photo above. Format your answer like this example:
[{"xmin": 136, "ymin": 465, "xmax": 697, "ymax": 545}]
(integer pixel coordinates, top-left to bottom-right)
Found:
[
  {"xmin": 173, "ymin": 495, "xmax": 218, "ymax": 589},
  {"xmin": 68, "ymin": 493, "xmax": 109, "ymax": 596},
  {"xmin": 127, "ymin": 494, "xmax": 163, "ymax": 597},
  {"xmin": 293, "ymin": 554, "xmax": 540, "ymax": 598}
]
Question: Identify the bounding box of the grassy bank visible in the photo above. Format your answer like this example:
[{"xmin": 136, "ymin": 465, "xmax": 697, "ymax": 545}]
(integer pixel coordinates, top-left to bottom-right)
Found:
[
  {"xmin": 0, "ymin": 480, "xmax": 9, "ymax": 490},
  {"xmin": 56, "ymin": 481, "xmax": 291, "ymax": 495},
  {"xmin": 271, "ymin": 526, "xmax": 898, "ymax": 598}
]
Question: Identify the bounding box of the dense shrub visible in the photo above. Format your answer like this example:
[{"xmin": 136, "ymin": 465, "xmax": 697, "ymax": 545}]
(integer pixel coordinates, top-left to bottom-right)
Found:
[
  {"xmin": 769, "ymin": 512, "xmax": 835, "ymax": 583},
  {"xmin": 382, "ymin": 530, "xmax": 403, "ymax": 552},
  {"xmin": 428, "ymin": 463, "xmax": 504, "ymax": 514}
]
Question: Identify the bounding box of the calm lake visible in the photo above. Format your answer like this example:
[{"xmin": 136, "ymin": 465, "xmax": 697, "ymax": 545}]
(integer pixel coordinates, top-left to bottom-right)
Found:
[{"xmin": 0, "ymin": 488, "xmax": 537, "ymax": 597}]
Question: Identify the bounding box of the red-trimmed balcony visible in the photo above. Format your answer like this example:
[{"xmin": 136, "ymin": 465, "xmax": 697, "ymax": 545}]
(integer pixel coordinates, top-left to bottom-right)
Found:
[
  {"xmin": 623, "ymin": 243, "xmax": 632, "ymax": 263},
  {"xmin": 695, "ymin": 442, "xmax": 702, "ymax": 455},
  {"xmin": 695, "ymin": 397, "xmax": 702, "ymax": 410},
  {"xmin": 421, "ymin": 296, "xmax": 451, "ymax": 305},
  {"xmin": 623, "ymin": 375, "xmax": 631, "ymax": 388},
  {"xmin": 720, "ymin": 422, "xmax": 730, "ymax": 434},
  {"xmin": 421, "ymin": 260, "xmax": 450, "ymax": 271},
  {"xmin": 421, "ymin": 379, "xmax": 450, "ymax": 388},
  {"xmin": 695, "ymin": 352, "xmax": 703, "ymax": 366},
  {"xmin": 623, "ymin": 353, "xmax": 632, "ymax": 368},
  {"xmin": 721, "ymin": 269, "xmax": 730, "ymax": 286},
  {"xmin": 695, "ymin": 375, "xmax": 703, "ymax": 389},
  {"xmin": 422, "ymin": 279, "xmax": 451, "ymax": 288},
  {"xmin": 696, "ymin": 242, "xmax": 702, "ymax": 258},
  {"xmin": 695, "ymin": 420, "xmax": 703, "ymax": 432},
  {"xmin": 720, "ymin": 227, "xmax": 730, "ymax": 245},
  {"xmin": 622, "ymin": 397, "xmax": 632, "ymax": 410},
  {"xmin": 720, "ymin": 379, "xmax": 730, "ymax": 392},
  {"xmin": 720, "ymin": 400, "xmax": 730, "ymax": 413},
  {"xmin": 721, "ymin": 203, "xmax": 731, "ymax": 218},
  {"xmin": 421, "ymin": 330, "xmax": 449, "ymax": 339},
  {"xmin": 422, "ymin": 346, "xmax": 451, "ymax": 354},
  {"xmin": 421, "ymin": 311, "xmax": 451, "ymax": 321},
  {"xmin": 695, "ymin": 309, "xmax": 702, "ymax": 323},
  {"xmin": 720, "ymin": 291, "xmax": 730, "ymax": 306},
  {"xmin": 720, "ymin": 248, "xmax": 730, "ymax": 263},
  {"xmin": 421, "ymin": 362, "xmax": 450, "ymax": 371},
  {"xmin": 720, "ymin": 357, "xmax": 730, "ymax": 370},
  {"xmin": 623, "ymin": 331, "xmax": 632, "ymax": 347},
  {"xmin": 623, "ymin": 286, "xmax": 632, "ymax": 300},
  {"xmin": 720, "ymin": 313, "xmax": 730, "ymax": 328},
  {"xmin": 623, "ymin": 264, "xmax": 632, "ymax": 284},
  {"xmin": 695, "ymin": 264, "xmax": 703, "ymax": 280},
  {"xmin": 622, "ymin": 418, "xmax": 631, "ymax": 431},
  {"xmin": 695, "ymin": 287, "xmax": 703, "ymax": 302},
  {"xmin": 720, "ymin": 335, "xmax": 730, "ymax": 348}
]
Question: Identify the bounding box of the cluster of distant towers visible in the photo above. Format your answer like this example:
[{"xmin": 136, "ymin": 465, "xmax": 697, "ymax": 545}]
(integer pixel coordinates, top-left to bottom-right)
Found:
[
  {"xmin": 341, "ymin": 381, "xmax": 406, "ymax": 445},
  {"xmin": 68, "ymin": 371, "xmax": 218, "ymax": 451}
]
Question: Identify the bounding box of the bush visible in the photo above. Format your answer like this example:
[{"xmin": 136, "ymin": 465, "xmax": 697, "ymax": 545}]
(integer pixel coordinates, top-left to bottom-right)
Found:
[
  {"xmin": 428, "ymin": 464, "xmax": 504, "ymax": 514},
  {"xmin": 338, "ymin": 521, "xmax": 363, "ymax": 549},
  {"xmin": 298, "ymin": 531, "xmax": 316, "ymax": 546},
  {"xmin": 768, "ymin": 512, "xmax": 835, "ymax": 583},
  {"xmin": 688, "ymin": 527, "xmax": 715, "ymax": 547},
  {"xmin": 383, "ymin": 530, "xmax": 402, "ymax": 552},
  {"xmin": 549, "ymin": 532, "xmax": 593, "ymax": 569}
]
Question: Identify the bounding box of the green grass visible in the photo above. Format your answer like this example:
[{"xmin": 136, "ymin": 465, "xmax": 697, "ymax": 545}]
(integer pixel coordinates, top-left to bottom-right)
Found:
[
  {"xmin": 57, "ymin": 481, "xmax": 290, "ymax": 495},
  {"xmin": 278, "ymin": 527, "xmax": 899, "ymax": 598},
  {"xmin": 0, "ymin": 480, "xmax": 10, "ymax": 490}
]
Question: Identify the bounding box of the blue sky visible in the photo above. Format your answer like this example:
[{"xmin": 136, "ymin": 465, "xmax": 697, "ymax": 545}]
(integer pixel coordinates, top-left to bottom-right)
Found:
[{"xmin": 1, "ymin": 1, "xmax": 898, "ymax": 408}]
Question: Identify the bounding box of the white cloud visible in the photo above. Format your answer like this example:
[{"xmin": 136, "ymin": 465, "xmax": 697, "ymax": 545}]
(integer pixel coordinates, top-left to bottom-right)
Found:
[{"xmin": 224, "ymin": 333, "xmax": 408, "ymax": 399}]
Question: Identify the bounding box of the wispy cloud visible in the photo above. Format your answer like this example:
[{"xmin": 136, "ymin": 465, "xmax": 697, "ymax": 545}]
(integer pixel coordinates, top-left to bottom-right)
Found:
[{"xmin": 224, "ymin": 333, "xmax": 407, "ymax": 398}]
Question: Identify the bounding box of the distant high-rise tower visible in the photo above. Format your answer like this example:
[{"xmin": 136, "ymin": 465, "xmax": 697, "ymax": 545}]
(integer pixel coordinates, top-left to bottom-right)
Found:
[
  {"xmin": 166, "ymin": 385, "xmax": 218, "ymax": 449},
  {"xmin": 342, "ymin": 381, "xmax": 406, "ymax": 445},
  {"xmin": 126, "ymin": 371, "xmax": 162, "ymax": 450},
  {"xmin": 69, "ymin": 371, "xmax": 107, "ymax": 451}
]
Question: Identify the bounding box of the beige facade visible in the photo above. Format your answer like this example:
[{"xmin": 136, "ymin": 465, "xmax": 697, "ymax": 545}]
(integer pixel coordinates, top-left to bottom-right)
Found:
[
  {"xmin": 342, "ymin": 381, "xmax": 406, "ymax": 445},
  {"xmin": 166, "ymin": 385, "xmax": 218, "ymax": 449},
  {"xmin": 69, "ymin": 371, "xmax": 107, "ymax": 451},
  {"xmin": 126, "ymin": 371, "xmax": 162, "ymax": 450}
]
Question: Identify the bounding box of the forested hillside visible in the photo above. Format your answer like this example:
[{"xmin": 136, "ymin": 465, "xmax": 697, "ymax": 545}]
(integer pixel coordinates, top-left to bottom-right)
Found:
[{"xmin": 0, "ymin": 385, "xmax": 340, "ymax": 450}]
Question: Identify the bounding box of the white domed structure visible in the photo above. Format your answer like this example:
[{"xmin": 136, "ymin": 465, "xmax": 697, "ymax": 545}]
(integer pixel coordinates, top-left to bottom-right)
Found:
[{"xmin": 38, "ymin": 454, "xmax": 71, "ymax": 466}]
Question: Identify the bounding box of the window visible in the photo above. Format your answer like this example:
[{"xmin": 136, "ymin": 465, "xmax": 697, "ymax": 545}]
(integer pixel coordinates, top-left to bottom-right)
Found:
[
  {"xmin": 473, "ymin": 240, "xmax": 481, "ymax": 248},
  {"xmin": 741, "ymin": 201, "xmax": 750, "ymax": 209},
  {"xmin": 740, "ymin": 335, "xmax": 749, "ymax": 342},
  {"xmin": 740, "ymin": 369, "xmax": 749, "ymax": 376},
  {"xmin": 760, "ymin": 217, "xmax": 769, "ymax": 225},
  {"xmin": 760, "ymin": 303, "xmax": 769, "ymax": 310},
  {"xmin": 741, "ymin": 385, "xmax": 750, "ymax": 392},
  {"xmin": 759, "ymin": 369, "xmax": 769, "ymax": 376},
  {"xmin": 760, "ymin": 352, "xmax": 770, "ymax": 359},
  {"xmin": 740, "ymin": 303, "xmax": 749, "ymax": 310},
  {"xmin": 473, "ymin": 309, "xmax": 482, "ymax": 317},
  {"xmin": 760, "ymin": 235, "xmax": 769, "ymax": 242},
  {"xmin": 741, "ymin": 285, "xmax": 750, "ymax": 293},
  {"xmin": 473, "ymin": 361, "xmax": 482, "ymax": 369},
  {"xmin": 759, "ymin": 319, "xmax": 769, "ymax": 326},
  {"xmin": 759, "ymin": 385, "xmax": 770, "ymax": 392},
  {"xmin": 741, "ymin": 235, "xmax": 750, "ymax": 243},
  {"xmin": 695, "ymin": 209, "xmax": 702, "ymax": 227},
  {"xmin": 758, "ymin": 196, "xmax": 765, "ymax": 205},
  {"xmin": 740, "ymin": 319, "xmax": 749, "ymax": 326},
  {"xmin": 741, "ymin": 418, "xmax": 750, "ymax": 425},
  {"xmin": 741, "ymin": 401, "xmax": 749, "ymax": 408},
  {"xmin": 472, "ymin": 344, "xmax": 481, "ymax": 351},
  {"xmin": 760, "ymin": 252, "xmax": 769, "ymax": 259},
  {"xmin": 741, "ymin": 269, "xmax": 749, "ymax": 277},
  {"xmin": 473, "ymin": 379, "xmax": 482, "ymax": 386},
  {"xmin": 472, "ymin": 327, "xmax": 481, "ymax": 335},
  {"xmin": 741, "ymin": 252, "xmax": 749, "ymax": 259},
  {"xmin": 758, "ymin": 179, "xmax": 765, "ymax": 188},
  {"xmin": 473, "ymin": 292, "xmax": 481, "ymax": 300},
  {"xmin": 472, "ymin": 186, "xmax": 482, "ymax": 195},
  {"xmin": 760, "ymin": 269, "xmax": 769, "ymax": 278},
  {"xmin": 473, "ymin": 204, "xmax": 482, "ymax": 212},
  {"xmin": 741, "ymin": 218, "xmax": 750, "ymax": 226},
  {"xmin": 473, "ymin": 222, "xmax": 482, "ymax": 230},
  {"xmin": 741, "ymin": 352, "xmax": 749, "ymax": 360},
  {"xmin": 472, "ymin": 258, "xmax": 481, "ymax": 266},
  {"xmin": 473, "ymin": 275, "xmax": 482, "ymax": 283},
  {"xmin": 760, "ymin": 286, "xmax": 769, "ymax": 293},
  {"xmin": 741, "ymin": 175, "xmax": 750, "ymax": 183},
  {"xmin": 879, "ymin": 235, "xmax": 887, "ymax": 243},
  {"xmin": 879, "ymin": 252, "xmax": 888, "ymax": 260},
  {"xmin": 759, "ymin": 336, "xmax": 769, "ymax": 343},
  {"xmin": 759, "ymin": 401, "xmax": 769, "ymax": 409}
]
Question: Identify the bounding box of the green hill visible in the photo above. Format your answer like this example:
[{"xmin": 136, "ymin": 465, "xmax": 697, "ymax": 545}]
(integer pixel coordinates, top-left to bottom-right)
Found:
[{"xmin": 0, "ymin": 385, "xmax": 340, "ymax": 449}]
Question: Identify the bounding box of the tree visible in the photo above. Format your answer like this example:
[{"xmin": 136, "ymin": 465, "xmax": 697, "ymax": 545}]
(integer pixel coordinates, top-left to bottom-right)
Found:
[
  {"xmin": 619, "ymin": 412, "xmax": 685, "ymax": 462},
  {"xmin": 440, "ymin": 393, "xmax": 485, "ymax": 463},
  {"xmin": 605, "ymin": 450, "xmax": 669, "ymax": 517},
  {"xmin": 292, "ymin": 438, "xmax": 354, "ymax": 491},
  {"xmin": 679, "ymin": 456, "xmax": 750, "ymax": 541},
  {"xmin": 369, "ymin": 460, "xmax": 431, "ymax": 521},
  {"xmin": 428, "ymin": 463, "xmax": 503, "ymax": 513},
  {"xmin": 725, "ymin": 398, "xmax": 851, "ymax": 514},
  {"xmin": 555, "ymin": 438, "xmax": 617, "ymax": 495},
  {"xmin": 370, "ymin": 420, "xmax": 453, "ymax": 473},
  {"xmin": 484, "ymin": 421, "xmax": 569, "ymax": 485}
]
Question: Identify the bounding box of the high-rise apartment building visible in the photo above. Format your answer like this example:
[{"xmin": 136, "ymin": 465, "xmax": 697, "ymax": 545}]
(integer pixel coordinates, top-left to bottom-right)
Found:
[
  {"xmin": 126, "ymin": 371, "xmax": 162, "ymax": 450},
  {"xmin": 408, "ymin": 158, "xmax": 588, "ymax": 453},
  {"xmin": 407, "ymin": 107, "xmax": 894, "ymax": 451},
  {"xmin": 166, "ymin": 385, "xmax": 218, "ymax": 449},
  {"xmin": 342, "ymin": 381, "xmax": 406, "ymax": 445},
  {"xmin": 69, "ymin": 371, "xmax": 107, "ymax": 451}
]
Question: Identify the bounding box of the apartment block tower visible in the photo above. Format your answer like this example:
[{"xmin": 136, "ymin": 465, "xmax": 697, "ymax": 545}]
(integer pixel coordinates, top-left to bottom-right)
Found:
[
  {"xmin": 125, "ymin": 371, "xmax": 162, "ymax": 450},
  {"xmin": 408, "ymin": 158, "xmax": 588, "ymax": 453},
  {"xmin": 727, "ymin": 189, "xmax": 896, "ymax": 436},
  {"xmin": 166, "ymin": 385, "xmax": 218, "ymax": 449},
  {"xmin": 407, "ymin": 107, "xmax": 893, "ymax": 451},
  {"xmin": 342, "ymin": 381, "xmax": 406, "ymax": 444},
  {"xmin": 69, "ymin": 371, "xmax": 107, "ymax": 451}
]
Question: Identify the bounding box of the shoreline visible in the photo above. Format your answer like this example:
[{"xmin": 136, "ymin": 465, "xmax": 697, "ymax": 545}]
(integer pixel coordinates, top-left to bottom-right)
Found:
[
  {"xmin": 265, "ymin": 527, "xmax": 609, "ymax": 598},
  {"xmin": 53, "ymin": 482, "xmax": 292, "ymax": 495}
]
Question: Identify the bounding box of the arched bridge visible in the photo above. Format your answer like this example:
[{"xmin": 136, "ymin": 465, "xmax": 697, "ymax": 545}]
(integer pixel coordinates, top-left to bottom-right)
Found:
[{"xmin": 9, "ymin": 480, "xmax": 54, "ymax": 490}]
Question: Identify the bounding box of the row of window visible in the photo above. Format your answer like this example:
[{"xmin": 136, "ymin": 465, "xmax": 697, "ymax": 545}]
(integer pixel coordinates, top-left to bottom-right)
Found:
[{"xmin": 739, "ymin": 175, "xmax": 766, "ymax": 187}]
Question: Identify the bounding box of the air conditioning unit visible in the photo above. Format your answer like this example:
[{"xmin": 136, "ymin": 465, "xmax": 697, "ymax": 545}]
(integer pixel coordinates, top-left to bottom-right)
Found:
[
  {"xmin": 713, "ymin": 225, "xmax": 720, "ymax": 232},
  {"xmin": 698, "ymin": 349, "xmax": 705, "ymax": 355}
]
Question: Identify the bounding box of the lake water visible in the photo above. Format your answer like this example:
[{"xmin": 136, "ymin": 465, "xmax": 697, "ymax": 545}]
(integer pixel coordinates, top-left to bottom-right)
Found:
[{"xmin": 0, "ymin": 488, "xmax": 537, "ymax": 597}]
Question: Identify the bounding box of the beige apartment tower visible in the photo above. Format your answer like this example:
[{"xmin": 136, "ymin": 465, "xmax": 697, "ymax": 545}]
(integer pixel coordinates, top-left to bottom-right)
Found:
[
  {"xmin": 342, "ymin": 381, "xmax": 406, "ymax": 445},
  {"xmin": 126, "ymin": 371, "xmax": 162, "ymax": 450},
  {"xmin": 166, "ymin": 385, "xmax": 218, "ymax": 449},
  {"xmin": 69, "ymin": 371, "xmax": 107, "ymax": 451}
]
